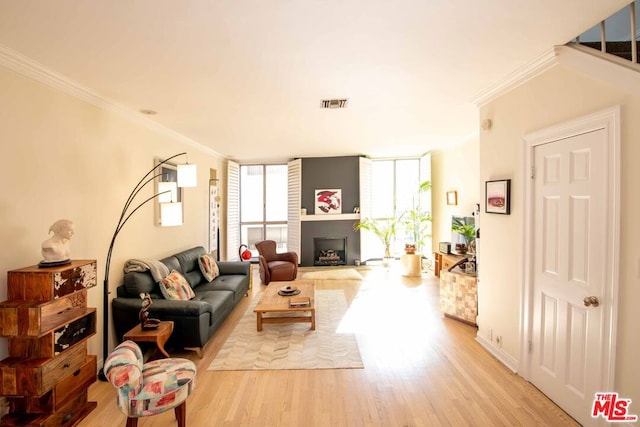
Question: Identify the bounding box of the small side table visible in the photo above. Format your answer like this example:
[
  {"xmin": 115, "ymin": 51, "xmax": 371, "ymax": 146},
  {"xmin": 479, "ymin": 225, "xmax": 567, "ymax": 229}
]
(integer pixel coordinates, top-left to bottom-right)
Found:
[
  {"xmin": 123, "ymin": 321, "xmax": 174, "ymax": 360},
  {"xmin": 400, "ymin": 254, "xmax": 422, "ymax": 277}
]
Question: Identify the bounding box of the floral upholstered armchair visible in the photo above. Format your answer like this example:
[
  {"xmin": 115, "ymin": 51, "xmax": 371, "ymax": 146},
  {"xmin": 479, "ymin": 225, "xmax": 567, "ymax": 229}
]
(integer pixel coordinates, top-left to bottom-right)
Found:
[{"xmin": 104, "ymin": 340, "xmax": 196, "ymax": 427}]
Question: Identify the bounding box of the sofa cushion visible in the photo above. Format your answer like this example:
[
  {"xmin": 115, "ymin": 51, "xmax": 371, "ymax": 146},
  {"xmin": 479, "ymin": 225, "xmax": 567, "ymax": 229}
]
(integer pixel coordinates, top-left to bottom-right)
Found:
[
  {"xmin": 198, "ymin": 253, "xmax": 220, "ymax": 282},
  {"xmin": 124, "ymin": 271, "xmax": 160, "ymax": 297},
  {"xmin": 159, "ymin": 255, "xmax": 181, "ymax": 273},
  {"xmin": 160, "ymin": 270, "xmax": 195, "ymax": 301},
  {"xmin": 217, "ymin": 261, "xmax": 250, "ymax": 275},
  {"xmin": 173, "ymin": 247, "xmax": 209, "ymax": 289},
  {"xmin": 174, "ymin": 247, "xmax": 204, "ymax": 273},
  {"xmin": 194, "ymin": 290, "xmax": 234, "ymax": 326},
  {"xmin": 195, "ymin": 274, "xmax": 247, "ymax": 299}
]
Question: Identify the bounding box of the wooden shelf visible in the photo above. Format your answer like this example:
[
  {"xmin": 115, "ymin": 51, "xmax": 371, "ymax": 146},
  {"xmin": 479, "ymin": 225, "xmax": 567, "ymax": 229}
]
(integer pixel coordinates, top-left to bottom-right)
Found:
[{"xmin": 300, "ymin": 214, "xmax": 360, "ymax": 222}]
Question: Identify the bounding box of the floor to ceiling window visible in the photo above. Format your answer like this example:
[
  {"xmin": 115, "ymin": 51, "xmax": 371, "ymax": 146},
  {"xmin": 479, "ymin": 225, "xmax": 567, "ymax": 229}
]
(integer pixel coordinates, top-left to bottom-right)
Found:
[
  {"xmin": 240, "ymin": 164, "xmax": 288, "ymax": 257},
  {"xmin": 229, "ymin": 157, "xmax": 429, "ymax": 262},
  {"xmin": 370, "ymin": 158, "xmax": 430, "ymax": 256}
]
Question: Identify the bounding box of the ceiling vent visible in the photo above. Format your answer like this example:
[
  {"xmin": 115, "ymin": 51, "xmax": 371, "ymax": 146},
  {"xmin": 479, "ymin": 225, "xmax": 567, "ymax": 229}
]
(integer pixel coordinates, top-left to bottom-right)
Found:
[{"xmin": 321, "ymin": 98, "xmax": 348, "ymax": 109}]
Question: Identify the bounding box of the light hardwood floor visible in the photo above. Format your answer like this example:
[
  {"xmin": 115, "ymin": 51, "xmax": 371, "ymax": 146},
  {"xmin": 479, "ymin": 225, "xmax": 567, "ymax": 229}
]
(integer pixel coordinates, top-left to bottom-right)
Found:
[{"xmin": 80, "ymin": 266, "xmax": 578, "ymax": 426}]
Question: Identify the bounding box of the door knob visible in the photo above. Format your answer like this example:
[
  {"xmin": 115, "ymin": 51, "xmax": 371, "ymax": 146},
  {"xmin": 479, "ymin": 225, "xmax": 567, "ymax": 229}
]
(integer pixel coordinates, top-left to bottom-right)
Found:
[{"xmin": 583, "ymin": 296, "xmax": 600, "ymax": 307}]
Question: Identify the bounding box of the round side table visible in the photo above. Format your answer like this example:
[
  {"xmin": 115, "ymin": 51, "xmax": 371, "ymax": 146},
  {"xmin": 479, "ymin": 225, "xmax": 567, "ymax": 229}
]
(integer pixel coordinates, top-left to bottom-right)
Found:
[{"xmin": 400, "ymin": 254, "xmax": 422, "ymax": 277}]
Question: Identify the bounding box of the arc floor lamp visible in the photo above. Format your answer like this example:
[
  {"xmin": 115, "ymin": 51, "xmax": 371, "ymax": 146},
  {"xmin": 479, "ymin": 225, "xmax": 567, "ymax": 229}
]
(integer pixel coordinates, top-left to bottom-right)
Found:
[{"xmin": 98, "ymin": 152, "xmax": 196, "ymax": 380}]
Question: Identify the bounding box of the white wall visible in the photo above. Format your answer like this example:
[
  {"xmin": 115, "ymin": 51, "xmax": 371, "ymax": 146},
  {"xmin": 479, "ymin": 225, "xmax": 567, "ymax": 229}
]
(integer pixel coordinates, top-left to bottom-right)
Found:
[
  {"xmin": 0, "ymin": 66, "xmax": 225, "ymax": 364},
  {"xmin": 431, "ymin": 138, "xmax": 480, "ymax": 254},
  {"xmin": 478, "ymin": 62, "xmax": 639, "ymax": 404}
]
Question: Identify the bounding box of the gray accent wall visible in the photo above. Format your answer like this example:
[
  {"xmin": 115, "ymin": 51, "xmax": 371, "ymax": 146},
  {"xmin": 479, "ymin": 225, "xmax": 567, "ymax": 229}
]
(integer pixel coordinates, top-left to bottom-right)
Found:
[
  {"xmin": 299, "ymin": 156, "xmax": 361, "ymax": 266},
  {"xmin": 301, "ymin": 156, "xmax": 360, "ymax": 214}
]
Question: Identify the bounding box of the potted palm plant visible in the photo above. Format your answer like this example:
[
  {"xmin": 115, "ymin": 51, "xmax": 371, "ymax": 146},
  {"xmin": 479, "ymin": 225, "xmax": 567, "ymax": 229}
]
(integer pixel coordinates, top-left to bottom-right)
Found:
[
  {"xmin": 451, "ymin": 217, "xmax": 476, "ymax": 254},
  {"xmin": 354, "ymin": 217, "xmax": 398, "ymax": 261},
  {"xmin": 400, "ymin": 180, "xmax": 432, "ymax": 254}
]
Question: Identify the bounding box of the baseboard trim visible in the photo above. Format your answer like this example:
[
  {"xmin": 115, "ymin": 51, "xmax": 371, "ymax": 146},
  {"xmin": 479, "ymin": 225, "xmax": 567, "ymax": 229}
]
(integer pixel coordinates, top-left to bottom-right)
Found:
[{"xmin": 475, "ymin": 335, "xmax": 519, "ymax": 373}]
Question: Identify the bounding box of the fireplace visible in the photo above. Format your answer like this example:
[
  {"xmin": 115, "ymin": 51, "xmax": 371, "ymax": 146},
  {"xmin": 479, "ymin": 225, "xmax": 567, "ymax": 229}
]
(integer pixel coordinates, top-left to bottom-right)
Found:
[{"xmin": 313, "ymin": 237, "xmax": 347, "ymax": 266}]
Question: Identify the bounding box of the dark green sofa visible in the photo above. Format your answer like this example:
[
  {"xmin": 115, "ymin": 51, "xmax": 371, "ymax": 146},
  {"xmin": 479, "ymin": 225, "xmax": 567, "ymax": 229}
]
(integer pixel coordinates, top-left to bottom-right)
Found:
[{"xmin": 111, "ymin": 246, "xmax": 250, "ymax": 355}]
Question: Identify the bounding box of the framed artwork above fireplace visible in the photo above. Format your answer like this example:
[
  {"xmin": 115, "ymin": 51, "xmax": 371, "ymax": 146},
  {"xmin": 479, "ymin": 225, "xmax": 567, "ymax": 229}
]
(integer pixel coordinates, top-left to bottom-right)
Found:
[{"xmin": 315, "ymin": 189, "xmax": 342, "ymax": 214}]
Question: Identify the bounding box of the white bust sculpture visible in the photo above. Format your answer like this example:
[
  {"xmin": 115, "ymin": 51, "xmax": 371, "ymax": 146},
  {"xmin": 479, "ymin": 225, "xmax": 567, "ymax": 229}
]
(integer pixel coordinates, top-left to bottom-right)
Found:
[{"xmin": 41, "ymin": 219, "xmax": 74, "ymax": 262}]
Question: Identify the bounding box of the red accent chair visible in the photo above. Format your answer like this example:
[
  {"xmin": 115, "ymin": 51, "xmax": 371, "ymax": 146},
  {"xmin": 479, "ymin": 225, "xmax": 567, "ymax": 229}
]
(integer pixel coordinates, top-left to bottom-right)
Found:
[{"xmin": 255, "ymin": 240, "xmax": 298, "ymax": 285}]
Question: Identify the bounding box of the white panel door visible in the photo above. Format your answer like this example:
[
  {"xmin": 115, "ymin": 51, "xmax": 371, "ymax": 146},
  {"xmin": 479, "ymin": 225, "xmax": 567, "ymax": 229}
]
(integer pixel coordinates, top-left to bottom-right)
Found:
[{"xmin": 531, "ymin": 129, "xmax": 609, "ymax": 426}]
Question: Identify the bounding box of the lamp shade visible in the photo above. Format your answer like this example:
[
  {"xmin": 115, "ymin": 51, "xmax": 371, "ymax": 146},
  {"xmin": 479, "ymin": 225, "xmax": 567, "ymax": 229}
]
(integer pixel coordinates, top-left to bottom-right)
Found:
[
  {"xmin": 177, "ymin": 163, "xmax": 197, "ymax": 187},
  {"xmin": 157, "ymin": 181, "xmax": 178, "ymax": 203},
  {"xmin": 160, "ymin": 202, "xmax": 183, "ymax": 226}
]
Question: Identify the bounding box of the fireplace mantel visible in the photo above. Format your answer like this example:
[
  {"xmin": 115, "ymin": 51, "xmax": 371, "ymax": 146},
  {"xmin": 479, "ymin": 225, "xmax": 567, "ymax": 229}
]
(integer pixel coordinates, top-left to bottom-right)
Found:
[{"xmin": 300, "ymin": 214, "xmax": 360, "ymax": 222}]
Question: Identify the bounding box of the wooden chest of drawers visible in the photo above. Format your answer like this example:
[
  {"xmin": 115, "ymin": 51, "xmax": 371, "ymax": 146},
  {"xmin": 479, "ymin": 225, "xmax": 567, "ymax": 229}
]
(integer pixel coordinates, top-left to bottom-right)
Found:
[
  {"xmin": 0, "ymin": 260, "xmax": 97, "ymax": 426},
  {"xmin": 0, "ymin": 290, "xmax": 88, "ymax": 337},
  {"xmin": 1, "ymin": 390, "xmax": 94, "ymax": 426},
  {"xmin": 7, "ymin": 308, "xmax": 94, "ymax": 359},
  {"xmin": 7, "ymin": 260, "xmax": 97, "ymax": 302},
  {"xmin": 5, "ymin": 355, "xmax": 95, "ymax": 412},
  {"xmin": 0, "ymin": 343, "xmax": 88, "ymax": 396}
]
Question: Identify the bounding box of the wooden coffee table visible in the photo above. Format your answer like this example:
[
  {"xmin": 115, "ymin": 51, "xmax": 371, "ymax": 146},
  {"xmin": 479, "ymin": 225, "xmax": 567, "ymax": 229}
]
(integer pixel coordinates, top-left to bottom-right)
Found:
[
  {"xmin": 254, "ymin": 280, "xmax": 315, "ymax": 331},
  {"xmin": 123, "ymin": 320, "xmax": 174, "ymax": 360}
]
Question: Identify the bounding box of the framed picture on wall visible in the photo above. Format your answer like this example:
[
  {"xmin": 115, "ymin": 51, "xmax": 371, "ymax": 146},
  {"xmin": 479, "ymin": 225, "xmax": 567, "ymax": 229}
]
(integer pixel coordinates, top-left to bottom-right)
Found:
[
  {"xmin": 315, "ymin": 189, "xmax": 341, "ymax": 214},
  {"xmin": 485, "ymin": 179, "xmax": 511, "ymax": 214},
  {"xmin": 446, "ymin": 191, "xmax": 458, "ymax": 206}
]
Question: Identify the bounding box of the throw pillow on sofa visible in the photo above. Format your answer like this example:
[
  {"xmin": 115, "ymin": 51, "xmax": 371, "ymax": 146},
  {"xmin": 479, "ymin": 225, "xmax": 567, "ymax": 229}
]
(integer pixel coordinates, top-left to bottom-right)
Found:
[
  {"xmin": 160, "ymin": 270, "xmax": 195, "ymax": 300},
  {"xmin": 198, "ymin": 253, "xmax": 220, "ymax": 282}
]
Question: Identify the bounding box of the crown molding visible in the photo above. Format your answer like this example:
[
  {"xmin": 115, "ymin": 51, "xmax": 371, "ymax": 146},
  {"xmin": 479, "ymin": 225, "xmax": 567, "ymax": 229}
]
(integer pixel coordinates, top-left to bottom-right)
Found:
[
  {"xmin": 470, "ymin": 48, "xmax": 559, "ymax": 107},
  {"xmin": 0, "ymin": 43, "xmax": 223, "ymax": 158}
]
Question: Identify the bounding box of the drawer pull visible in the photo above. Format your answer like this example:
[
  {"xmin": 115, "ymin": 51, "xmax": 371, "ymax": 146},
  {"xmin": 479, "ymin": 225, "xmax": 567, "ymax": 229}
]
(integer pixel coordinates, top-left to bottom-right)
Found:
[
  {"xmin": 73, "ymin": 369, "xmax": 81, "ymax": 376},
  {"xmin": 63, "ymin": 362, "xmax": 71, "ymax": 369},
  {"xmin": 57, "ymin": 307, "xmax": 74, "ymax": 315},
  {"xmin": 62, "ymin": 413, "xmax": 73, "ymax": 424}
]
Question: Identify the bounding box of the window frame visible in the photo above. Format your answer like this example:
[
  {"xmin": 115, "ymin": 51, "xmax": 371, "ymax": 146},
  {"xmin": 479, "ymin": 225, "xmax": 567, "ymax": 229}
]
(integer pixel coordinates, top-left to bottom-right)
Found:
[{"xmin": 239, "ymin": 163, "xmax": 289, "ymax": 256}]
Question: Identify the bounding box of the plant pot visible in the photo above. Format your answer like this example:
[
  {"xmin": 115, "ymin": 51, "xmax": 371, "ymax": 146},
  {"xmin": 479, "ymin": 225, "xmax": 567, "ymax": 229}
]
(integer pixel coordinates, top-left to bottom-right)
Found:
[{"xmin": 455, "ymin": 243, "xmax": 467, "ymax": 254}]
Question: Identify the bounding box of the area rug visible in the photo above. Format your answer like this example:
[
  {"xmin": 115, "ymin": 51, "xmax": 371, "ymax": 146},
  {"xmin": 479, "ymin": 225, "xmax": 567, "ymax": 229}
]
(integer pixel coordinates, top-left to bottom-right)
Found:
[
  {"xmin": 300, "ymin": 268, "xmax": 363, "ymax": 280},
  {"xmin": 208, "ymin": 290, "xmax": 363, "ymax": 371}
]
